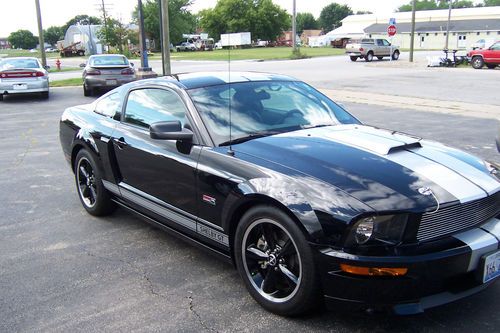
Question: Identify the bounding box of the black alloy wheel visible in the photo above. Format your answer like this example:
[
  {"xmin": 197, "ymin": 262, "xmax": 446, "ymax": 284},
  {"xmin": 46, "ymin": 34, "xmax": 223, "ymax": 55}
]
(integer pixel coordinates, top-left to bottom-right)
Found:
[
  {"xmin": 74, "ymin": 149, "xmax": 115, "ymax": 216},
  {"xmin": 235, "ymin": 206, "xmax": 320, "ymax": 316}
]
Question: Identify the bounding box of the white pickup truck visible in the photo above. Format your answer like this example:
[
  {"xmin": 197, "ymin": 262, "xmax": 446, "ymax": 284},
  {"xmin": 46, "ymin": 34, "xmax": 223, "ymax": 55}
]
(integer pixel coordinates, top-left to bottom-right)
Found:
[{"xmin": 346, "ymin": 38, "xmax": 400, "ymax": 62}]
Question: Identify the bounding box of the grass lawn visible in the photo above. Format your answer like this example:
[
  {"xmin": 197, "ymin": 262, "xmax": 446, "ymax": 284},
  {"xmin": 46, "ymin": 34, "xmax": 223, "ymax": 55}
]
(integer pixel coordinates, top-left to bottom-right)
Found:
[
  {"xmin": 50, "ymin": 78, "xmax": 82, "ymax": 87},
  {"xmin": 0, "ymin": 49, "xmax": 61, "ymax": 59},
  {"xmin": 48, "ymin": 67, "xmax": 81, "ymax": 73},
  {"xmin": 150, "ymin": 47, "xmax": 346, "ymax": 61}
]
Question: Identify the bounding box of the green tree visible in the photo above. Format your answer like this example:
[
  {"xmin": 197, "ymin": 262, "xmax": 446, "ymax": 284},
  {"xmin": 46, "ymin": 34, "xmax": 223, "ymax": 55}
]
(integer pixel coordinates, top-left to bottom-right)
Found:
[
  {"xmin": 44, "ymin": 26, "xmax": 65, "ymax": 46},
  {"xmin": 319, "ymin": 3, "xmax": 353, "ymax": 32},
  {"xmin": 8, "ymin": 30, "xmax": 38, "ymax": 49},
  {"xmin": 296, "ymin": 13, "xmax": 318, "ymax": 34},
  {"xmin": 483, "ymin": 0, "xmax": 500, "ymax": 5},
  {"xmin": 97, "ymin": 18, "xmax": 138, "ymax": 53},
  {"xmin": 398, "ymin": 0, "xmax": 475, "ymax": 12},
  {"xmin": 133, "ymin": 0, "xmax": 196, "ymax": 47},
  {"xmin": 356, "ymin": 10, "xmax": 373, "ymax": 14},
  {"xmin": 199, "ymin": 0, "xmax": 289, "ymax": 41},
  {"xmin": 62, "ymin": 15, "xmax": 101, "ymax": 32}
]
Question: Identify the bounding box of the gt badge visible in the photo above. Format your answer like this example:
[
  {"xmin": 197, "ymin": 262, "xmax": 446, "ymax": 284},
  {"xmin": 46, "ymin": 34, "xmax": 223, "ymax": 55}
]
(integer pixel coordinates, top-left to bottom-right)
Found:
[{"xmin": 202, "ymin": 194, "xmax": 216, "ymax": 206}]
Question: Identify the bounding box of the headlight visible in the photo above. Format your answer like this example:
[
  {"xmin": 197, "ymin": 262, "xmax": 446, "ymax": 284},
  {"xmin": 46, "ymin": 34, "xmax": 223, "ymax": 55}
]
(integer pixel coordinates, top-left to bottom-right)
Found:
[{"xmin": 346, "ymin": 215, "xmax": 408, "ymax": 247}]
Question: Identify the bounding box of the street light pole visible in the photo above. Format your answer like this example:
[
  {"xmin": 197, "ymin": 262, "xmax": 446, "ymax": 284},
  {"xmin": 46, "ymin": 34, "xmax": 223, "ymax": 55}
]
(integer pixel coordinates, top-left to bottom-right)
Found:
[
  {"xmin": 409, "ymin": 0, "xmax": 416, "ymax": 62},
  {"xmin": 445, "ymin": 0, "xmax": 453, "ymax": 50},
  {"xmin": 34, "ymin": 0, "xmax": 47, "ymax": 67},
  {"xmin": 161, "ymin": 0, "xmax": 171, "ymax": 75},
  {"xmin": 292, "ymin": 0, "xmax": 297, "ymax": 53}
]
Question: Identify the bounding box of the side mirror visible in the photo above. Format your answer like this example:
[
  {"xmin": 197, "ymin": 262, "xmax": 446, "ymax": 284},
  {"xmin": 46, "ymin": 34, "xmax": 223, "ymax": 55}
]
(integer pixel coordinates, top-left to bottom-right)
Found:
[
  {"xmin": 130, "ymin": 62, "xmax": 135, "ymax": 67},
  {"xmin": 150, "ymin": 121, "xmax": 193, "ymax": 141},
  {"xmin": 44, "ymin": 65, "xmax": 50, "ymax": 70},
  {"xmin": 79, "ymin": 63, "xmax": 86, "ymax": 68}
]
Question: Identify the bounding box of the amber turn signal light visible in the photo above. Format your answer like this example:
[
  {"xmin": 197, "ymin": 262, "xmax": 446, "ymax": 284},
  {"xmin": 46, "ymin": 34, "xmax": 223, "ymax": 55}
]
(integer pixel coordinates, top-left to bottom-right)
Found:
[{"xmin": 340, "ymin": 264, "xmax": 408, "ymax": 276}]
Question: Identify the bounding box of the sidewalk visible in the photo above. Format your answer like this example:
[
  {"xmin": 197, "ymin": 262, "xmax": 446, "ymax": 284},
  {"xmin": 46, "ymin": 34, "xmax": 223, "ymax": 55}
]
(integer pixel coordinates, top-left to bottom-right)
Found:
[{"xmin": 321, "ymin": 89, "xmax": 500, "ymax": 120}]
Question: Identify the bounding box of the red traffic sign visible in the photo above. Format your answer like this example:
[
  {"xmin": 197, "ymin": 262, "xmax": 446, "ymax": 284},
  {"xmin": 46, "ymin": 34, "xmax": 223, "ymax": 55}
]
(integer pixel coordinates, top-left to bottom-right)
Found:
[{"xmin": 387, "ymin": 25, "xmax": 397, "ymax": 37}]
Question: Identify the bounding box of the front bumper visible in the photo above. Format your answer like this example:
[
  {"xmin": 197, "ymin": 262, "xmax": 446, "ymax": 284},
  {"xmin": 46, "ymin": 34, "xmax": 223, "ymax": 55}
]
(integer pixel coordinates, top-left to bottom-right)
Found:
[
  {"xmin": 316, "ymin": 217, "xmax": 500, "ymax": 314},
  {"xmin": 0, "ymin": 78, "xmax": 49, "ymax": 94},
  {"xmin": 84, "ymin": 75, "xmax": 136, "ymax": 89}
]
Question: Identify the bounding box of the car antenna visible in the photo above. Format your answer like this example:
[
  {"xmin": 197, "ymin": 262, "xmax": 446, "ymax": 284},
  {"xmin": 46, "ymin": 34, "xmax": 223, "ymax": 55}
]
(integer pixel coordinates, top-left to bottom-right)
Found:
[{"xmin": 227, "ymin": 32, "xmax": 235, "ymax": 156}]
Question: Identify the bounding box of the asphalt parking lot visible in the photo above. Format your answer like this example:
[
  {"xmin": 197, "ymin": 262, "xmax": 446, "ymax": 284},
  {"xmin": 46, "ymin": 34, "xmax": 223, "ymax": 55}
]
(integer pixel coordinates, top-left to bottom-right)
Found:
[{"xmin": 0, "ymin": 86, "xmax": 499, "ymax": 332}]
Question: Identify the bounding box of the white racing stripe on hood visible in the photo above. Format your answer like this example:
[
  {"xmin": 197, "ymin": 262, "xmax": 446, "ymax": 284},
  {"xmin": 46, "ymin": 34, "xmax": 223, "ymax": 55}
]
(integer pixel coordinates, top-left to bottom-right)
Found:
[
  {"xmin": 413, "ymin": 146, "xmax": 500, "ymax": 195},
  {"xmin": 385, "ymin": 150, "xmax": 487, "ymax": 203}
]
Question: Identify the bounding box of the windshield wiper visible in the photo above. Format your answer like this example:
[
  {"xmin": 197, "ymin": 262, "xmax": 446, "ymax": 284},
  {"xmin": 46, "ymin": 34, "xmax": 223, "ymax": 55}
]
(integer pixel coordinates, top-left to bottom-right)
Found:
[
  {"xmin": 219, "ymin": 131, "xmax": 281, "ymax": 146},
  {"xmin": 300, "ymin": 123, "xmax": 336, "ymax": 129}
]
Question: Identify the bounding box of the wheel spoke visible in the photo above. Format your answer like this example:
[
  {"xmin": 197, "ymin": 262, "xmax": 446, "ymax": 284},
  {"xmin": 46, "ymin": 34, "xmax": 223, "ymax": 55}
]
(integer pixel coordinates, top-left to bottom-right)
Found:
[
  {"xmin": 246, "ymin": 246, "xmax": 269, "ymax": 261},
  {"xmin": 261, "ymin": 224, "xmax": 276, "ymax": 249},
  {"xmin": 261, "ymin": 268, "xmax": 278, "ymax": 294},
  {"xmin": 89, "ymin": 186, "xmax": 97, "ymax": 204},
  {"xmin": 278, "ymin": 264, "xmax": 298, "ymax": 285},
  {"xmin": 81, "ymin": 184, "xmax": 90, "ymax": 198},
  {"xmin": 278, "ymin": 239, "xmax": 294, "ymax": 257},
  {"xmin": 79, "ymin": 165, "xmax": 89, "ymax": 179}
]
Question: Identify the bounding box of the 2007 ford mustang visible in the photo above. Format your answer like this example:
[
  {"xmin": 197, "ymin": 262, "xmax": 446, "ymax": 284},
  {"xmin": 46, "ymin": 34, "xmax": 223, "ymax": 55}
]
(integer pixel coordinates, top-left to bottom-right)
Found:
[{"xmin": 59, "ymin": 72, "xmax": 500, "ymax": 316}]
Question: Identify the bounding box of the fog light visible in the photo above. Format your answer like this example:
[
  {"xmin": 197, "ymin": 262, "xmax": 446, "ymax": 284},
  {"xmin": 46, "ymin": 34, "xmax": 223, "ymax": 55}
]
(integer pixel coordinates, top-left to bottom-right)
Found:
[
  {"xmin": 355, "ymin": 217, "xmax": 374, "ymax": 244},
  {"xmin": 340, "ymin": 264, "xmax": 408, "ymax": 276}
]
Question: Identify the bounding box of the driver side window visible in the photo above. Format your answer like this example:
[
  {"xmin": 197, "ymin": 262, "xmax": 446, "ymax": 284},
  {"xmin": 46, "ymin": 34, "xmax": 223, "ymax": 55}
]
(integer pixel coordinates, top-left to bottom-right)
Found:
[
  {"xmin": 124, "ymin": 88, "xmax": 188, "ymax": 129},
  {"xmin": 491, "ymin": 43, "xmax": 500, "ymax": 50}
]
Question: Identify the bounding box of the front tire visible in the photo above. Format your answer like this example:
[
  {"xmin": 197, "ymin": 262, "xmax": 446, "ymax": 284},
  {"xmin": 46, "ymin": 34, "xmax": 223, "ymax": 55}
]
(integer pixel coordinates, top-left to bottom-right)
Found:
[
  {"xmin": 365, "ymin": 52, "xmax": 373, "ymax": 62},
  {"xmin": 392, "ymin": 50, "xmax": 400, "ymax": 60},
  {"xmin": 234, "ymin": 205, "xmax": 320, "ymax": 316},
  {"xmin": 350, "ymin": 56, "xmax": 358, "ymax": 62},
  {"xmin": 486, "ymin": 64, "xmax": 497, "ymax": 69},
  {"xmin": 74, "ymin": 149, "xmax": 116, "ymax": 216},
  {"xmin": 471, "ymin": 56, "xmax": 484, "ymax": 69}
]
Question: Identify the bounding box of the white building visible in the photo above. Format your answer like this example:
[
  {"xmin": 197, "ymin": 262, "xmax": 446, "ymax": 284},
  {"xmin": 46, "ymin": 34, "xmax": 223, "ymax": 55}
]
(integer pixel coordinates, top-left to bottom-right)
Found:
[{"xmin": 314, "ymin": 6, "xmax": 500, "ymax": 50}]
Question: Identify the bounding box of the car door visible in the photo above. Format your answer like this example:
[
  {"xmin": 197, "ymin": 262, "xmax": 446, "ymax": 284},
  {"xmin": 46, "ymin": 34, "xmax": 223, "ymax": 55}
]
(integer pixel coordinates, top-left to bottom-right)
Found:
[
  {"xmin": 484, "ymin": 42, "xmax": 500, "ymax": 64},
  {"xmin": 111, "ymin": 86, "xmax": 203, "ymax": 226}
]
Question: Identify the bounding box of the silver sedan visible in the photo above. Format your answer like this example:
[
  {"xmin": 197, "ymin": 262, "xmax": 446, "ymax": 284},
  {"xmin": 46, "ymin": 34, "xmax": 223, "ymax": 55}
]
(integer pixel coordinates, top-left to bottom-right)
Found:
[
  {"xmin": 0, "ymin": 57, "xmax": 50, "ymax": 101},
  {"xmin": 81, "ymin": 54, "xmax": 136, "ymax": 96}
]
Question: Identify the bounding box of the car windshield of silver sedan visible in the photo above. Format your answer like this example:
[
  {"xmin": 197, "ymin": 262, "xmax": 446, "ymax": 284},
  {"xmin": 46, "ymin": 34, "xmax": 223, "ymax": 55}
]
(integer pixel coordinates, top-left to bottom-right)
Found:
[
  {"xmin": 188, "ymin": 81, "xmax": 360, "ymax": 146},
  {"xmin": 0, "ymin": 58, "xmax": 41, "ymax": 70},
  {"xmin": 89, "ymin": 56, "xmax": 129, "ymax": 66}
]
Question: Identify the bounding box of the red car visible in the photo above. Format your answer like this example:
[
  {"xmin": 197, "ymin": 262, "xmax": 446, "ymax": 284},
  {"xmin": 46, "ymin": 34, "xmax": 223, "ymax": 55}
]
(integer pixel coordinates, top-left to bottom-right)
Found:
[{"xmin": 468, "ymin": 41, "xmax": 500, "ymax": 69}]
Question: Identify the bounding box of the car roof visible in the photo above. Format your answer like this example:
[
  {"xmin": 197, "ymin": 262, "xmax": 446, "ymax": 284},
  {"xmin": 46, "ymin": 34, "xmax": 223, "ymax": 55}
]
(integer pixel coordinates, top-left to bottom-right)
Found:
[
  {"xmin": 1, "ymin": 57, "xmax": 39, "ymax": 61},
  {"xmin": 172, "ymin": 71, "xmax": 297, "ymax": 90}
]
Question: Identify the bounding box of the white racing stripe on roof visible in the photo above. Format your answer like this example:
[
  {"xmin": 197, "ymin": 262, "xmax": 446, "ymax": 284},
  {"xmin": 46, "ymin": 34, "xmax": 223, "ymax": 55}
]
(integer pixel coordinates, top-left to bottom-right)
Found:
[
  {"xmin": 413, "ymin": 146, "xmax": 500, "ymax": 195},
  {"xmin": 385, "ymin": 150, "xmax": 487, "ymax": 203}
]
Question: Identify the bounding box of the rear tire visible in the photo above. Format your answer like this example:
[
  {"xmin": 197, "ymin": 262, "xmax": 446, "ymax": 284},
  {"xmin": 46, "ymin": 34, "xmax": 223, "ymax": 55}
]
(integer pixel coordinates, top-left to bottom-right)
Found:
[
  {"xmin": 83, "ymin": 84, "xmax": 92, "ymax": 97},
  {"xmin": 0, "ymin": 94, "xmax": 3, "ymax": 101},
  {"xmin": 365, "ymin": 52, "xmax": 373, "ymax": 62},
  {"xmin": 41, "ymin": 91, "xmax": 49, "ymax": 99},
  {"xmin": 350, "ymin": 56, "xmax": 358, "ymax": 62},
  {"xmin": 74, "ymin": 149, "xmax": 116, "ymax": 216},
  {"xmin": 471, "ymin": 56, "xmax": 484, "ymax": 69},
  {"xmin": 377, "ymin": 56, "xmax": 383, "ymax": 60},
  {"xmin": 234, "ymin": 205, "xmax": 320, "ymax": 316},
  {"xmin": 392, "ymin": 50, "xmax": 400, "ymax": 60},
  {"xmin": 486, "ymin": 64, "xmax": 497, "ymax": 69}
]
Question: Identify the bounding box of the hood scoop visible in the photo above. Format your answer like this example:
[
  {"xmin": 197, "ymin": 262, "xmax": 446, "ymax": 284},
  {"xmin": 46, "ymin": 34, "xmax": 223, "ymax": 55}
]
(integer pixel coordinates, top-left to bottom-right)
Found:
[{"xmin": 308, "ymin": 125, "xmax": 423, "ymax": 156}]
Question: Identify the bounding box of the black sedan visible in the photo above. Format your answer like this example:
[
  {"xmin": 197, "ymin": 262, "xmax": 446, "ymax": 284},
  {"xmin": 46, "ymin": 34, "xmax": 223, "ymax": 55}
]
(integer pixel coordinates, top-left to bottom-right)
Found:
[{"xmin": 59, "ymin": 72, "xmax": 500, "ymax": 316}]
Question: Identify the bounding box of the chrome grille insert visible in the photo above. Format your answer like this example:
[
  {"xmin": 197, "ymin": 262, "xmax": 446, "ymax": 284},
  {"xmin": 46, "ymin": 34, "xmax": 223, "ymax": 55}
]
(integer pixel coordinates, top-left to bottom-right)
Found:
[{"xmin": 417, "ymin": 191, "xmax": 500, "ymax": 242}]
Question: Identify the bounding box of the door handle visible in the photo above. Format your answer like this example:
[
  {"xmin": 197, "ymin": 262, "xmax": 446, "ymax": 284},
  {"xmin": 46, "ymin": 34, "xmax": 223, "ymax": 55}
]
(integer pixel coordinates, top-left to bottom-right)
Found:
[{"xmin": 114, "ymin": 137, "xmax": 128, "ymax": 149}]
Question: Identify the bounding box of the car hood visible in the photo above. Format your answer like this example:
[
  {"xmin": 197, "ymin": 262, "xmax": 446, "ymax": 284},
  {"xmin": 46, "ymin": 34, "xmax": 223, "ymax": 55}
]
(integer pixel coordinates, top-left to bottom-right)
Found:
[{"xmin": 233, "ymin": 124, "xmax": 500, "ymax": 212}]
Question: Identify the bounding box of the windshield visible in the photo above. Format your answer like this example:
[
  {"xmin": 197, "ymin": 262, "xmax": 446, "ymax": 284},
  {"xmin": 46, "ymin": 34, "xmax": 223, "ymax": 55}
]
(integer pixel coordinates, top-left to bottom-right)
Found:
[
  {"xmin": 90, "ymin": 55, "xmax": 129, "ymax": 66},
  {"xmin": 188, "ymin": 81, "xmax": 360, "ymax": 146},
  {"xmin": 0, "ymin": 58, "xmax": 41, "ymax": 70}
]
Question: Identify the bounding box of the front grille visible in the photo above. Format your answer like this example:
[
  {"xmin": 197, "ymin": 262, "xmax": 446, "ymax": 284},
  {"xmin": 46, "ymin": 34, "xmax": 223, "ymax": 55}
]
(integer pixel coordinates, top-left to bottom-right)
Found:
[{"xmin": 417, "ymin": 191, "xmax": 500, "ymax": 242}]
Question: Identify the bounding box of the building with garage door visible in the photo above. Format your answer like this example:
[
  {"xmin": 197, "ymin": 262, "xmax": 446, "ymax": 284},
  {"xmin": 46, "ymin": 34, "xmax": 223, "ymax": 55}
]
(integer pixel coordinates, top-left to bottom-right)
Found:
[{"xmin": 322, "ymin": 6, "xmax": 500, "ymax": 50}]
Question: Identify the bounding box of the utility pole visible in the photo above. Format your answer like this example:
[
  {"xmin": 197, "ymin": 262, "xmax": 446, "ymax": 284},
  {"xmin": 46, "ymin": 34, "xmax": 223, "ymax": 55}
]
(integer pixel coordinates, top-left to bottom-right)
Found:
[
  {"xmin": 409, "ymin": 0, "xmax": 416, "ymax": 62},
  {"xmin": 445, "ymin": 0, "xmax": 453, "ymax": 50},
  {"xmin": 161, "ymin": 0, "xmax": 171, "ymax": 75},
  {"xmin": 136, "ymin": 0, "xmax": 157, "ymax": 79},
  {"xmin": 100, "ymin": 0, "xmax": 110, "ymax": 53},
  {"xmin": 35, "ymin": 0, "xmax": 47, "ymax": 67},
  {"xmin": 292, "ymin": 0, "xmax": 297, "ymax": 53}
]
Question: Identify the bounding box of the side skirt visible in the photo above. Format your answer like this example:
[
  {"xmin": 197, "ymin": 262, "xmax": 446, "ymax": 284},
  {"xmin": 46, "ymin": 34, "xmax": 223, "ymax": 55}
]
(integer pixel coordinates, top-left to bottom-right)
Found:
[{"xmin": 112, "ymin": 198, "xmax": 233, "ymax": 265}]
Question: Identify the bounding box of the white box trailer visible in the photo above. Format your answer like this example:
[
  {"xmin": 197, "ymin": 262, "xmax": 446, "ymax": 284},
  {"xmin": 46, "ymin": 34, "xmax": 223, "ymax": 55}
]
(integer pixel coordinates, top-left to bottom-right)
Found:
[{"xmin": 220, "ymin": 32, "xmax": 251, "ymax": 47}]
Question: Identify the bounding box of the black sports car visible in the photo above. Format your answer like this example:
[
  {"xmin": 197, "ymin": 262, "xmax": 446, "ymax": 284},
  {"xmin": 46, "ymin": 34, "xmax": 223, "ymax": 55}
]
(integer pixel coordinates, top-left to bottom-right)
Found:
[{"xmin": 59, "ymin": 72, "xmax": 500, "ymax": 316}]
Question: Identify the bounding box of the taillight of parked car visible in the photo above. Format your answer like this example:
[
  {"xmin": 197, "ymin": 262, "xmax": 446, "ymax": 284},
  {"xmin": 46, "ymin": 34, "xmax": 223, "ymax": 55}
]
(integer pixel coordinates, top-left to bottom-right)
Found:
[
  {"xmin": 121, "ymin": 68, "xmax": 134, "ymax": 75},
  {"xmin": 359, "ymin": 48, "xmax": 364, "ymax": 52},
  {"xmin": 86, "ymin": 69, "xmax": 101, "ymax": 75},
  {"xmin": 0, "ymin": 71, "xmax": 45, "ymax": 78}
]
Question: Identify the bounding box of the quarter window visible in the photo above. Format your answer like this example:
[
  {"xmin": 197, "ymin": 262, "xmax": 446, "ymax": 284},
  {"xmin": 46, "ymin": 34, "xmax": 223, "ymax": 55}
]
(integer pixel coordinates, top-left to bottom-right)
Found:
[
  {"xmin": 124, "ymin": 88, "xmax": 188, "ymax": 129},
  {"xmin": 94, "ymin": 92, "xmax": 120, "ymax": 118}
]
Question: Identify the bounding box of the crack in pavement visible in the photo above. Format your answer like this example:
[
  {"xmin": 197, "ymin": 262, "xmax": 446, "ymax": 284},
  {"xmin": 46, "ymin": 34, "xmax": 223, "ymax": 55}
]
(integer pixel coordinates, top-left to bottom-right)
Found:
[{"xmin": 187, "ymin": 292, "xmax": 219, "ymax": 333}]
